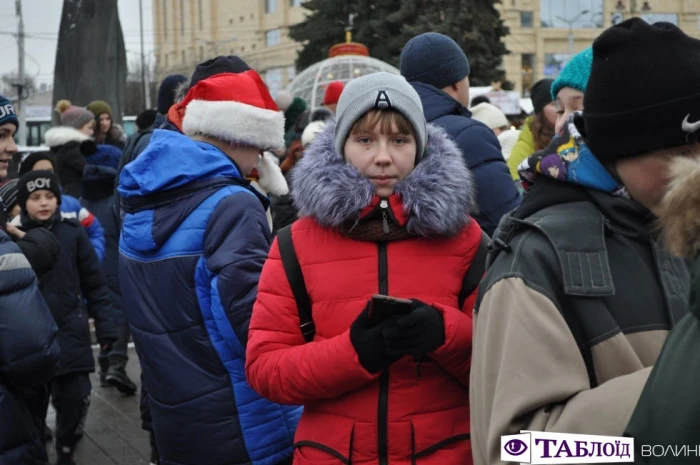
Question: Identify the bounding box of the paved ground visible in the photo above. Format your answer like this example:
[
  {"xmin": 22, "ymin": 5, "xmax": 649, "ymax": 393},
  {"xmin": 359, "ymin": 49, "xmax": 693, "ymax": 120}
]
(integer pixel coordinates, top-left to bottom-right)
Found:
[{"xmin": 45, "ymin": 347, "xmax": 151, "ymax": 465}]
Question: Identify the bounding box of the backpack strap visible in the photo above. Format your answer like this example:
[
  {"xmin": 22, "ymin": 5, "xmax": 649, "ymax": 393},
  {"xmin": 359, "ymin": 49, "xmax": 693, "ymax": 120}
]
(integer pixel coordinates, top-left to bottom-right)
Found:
[
  {"xmin": 276, "ymin": 225, "xmax": 315, "ymax": 343},
  {"xmin": 458, "ymin": 231, "xmax": 490, "ymax": 309}
]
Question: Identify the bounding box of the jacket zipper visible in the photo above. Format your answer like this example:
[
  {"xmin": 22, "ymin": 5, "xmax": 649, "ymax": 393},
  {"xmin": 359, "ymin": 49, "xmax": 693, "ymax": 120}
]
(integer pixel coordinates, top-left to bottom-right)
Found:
[{"xmin": 377, "ymin": 204, "xmax": 389, "ymax": 465}]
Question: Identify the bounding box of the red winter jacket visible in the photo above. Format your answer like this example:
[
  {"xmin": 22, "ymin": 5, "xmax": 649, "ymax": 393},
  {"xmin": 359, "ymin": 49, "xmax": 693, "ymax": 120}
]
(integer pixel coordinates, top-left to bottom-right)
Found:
[{"xmin": 246, "ymin": 122, "xmax": 482, "ymax": 465}]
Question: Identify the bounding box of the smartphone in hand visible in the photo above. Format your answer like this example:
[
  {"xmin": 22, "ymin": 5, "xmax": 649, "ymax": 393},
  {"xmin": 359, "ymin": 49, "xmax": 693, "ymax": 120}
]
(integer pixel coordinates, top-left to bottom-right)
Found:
[{"xmin": 367, "ymin": 294, "xmax": 413, "ymax": 327}]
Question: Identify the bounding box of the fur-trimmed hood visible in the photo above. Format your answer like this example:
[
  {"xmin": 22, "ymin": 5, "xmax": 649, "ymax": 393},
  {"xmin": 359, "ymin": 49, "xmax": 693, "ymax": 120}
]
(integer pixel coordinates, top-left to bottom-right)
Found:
[
  {"xmin": 44, "ymin": 126, "xmax": 90, "ymax": 148},
  {"xmin": 291, "ymin": 121, "xmax": 476, "ymax": 237},
  {"xmin": 659, "ymin": 155, "xmax": 700, "ymax": 258}
]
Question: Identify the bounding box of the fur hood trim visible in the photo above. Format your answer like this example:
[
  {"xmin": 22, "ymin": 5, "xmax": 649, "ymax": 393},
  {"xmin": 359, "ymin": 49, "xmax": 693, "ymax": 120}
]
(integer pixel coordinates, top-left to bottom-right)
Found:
[
  {"xmin": 659, "ymin": 155, "xmax": 700, "ymax": 258},
  {"xmin": 291, "ymin": 121, "xmax": 476, "ymax": 238},
  {"xmin": 44, "ymin": 126, "xmax": 90, "ymax": 147}
]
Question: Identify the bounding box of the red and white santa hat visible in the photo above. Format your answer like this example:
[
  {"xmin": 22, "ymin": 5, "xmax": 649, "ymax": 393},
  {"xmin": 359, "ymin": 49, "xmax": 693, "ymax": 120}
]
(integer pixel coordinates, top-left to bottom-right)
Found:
[{"xmin": 180, "ymin": 70, "xmax": 285, "ymax": 150}]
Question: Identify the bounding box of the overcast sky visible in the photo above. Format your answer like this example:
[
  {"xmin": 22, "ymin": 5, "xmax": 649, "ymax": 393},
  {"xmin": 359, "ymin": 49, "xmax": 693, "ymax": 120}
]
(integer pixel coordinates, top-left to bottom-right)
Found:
[{"xmin": 0, "ymin": 0, "xmax": 154, "ymax": 85}]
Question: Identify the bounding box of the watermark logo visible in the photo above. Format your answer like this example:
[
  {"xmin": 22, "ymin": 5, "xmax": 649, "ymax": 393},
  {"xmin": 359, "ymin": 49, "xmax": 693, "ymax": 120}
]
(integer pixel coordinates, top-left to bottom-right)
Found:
[{"xmin": 501, "ymin": 431, "xmax": 633, "ymax": 464}]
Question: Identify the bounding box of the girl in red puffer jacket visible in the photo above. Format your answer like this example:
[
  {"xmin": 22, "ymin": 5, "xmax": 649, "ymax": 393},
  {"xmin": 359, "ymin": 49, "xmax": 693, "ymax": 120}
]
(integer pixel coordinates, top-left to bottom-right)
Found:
[{"xmin": 246, "ymin": 72, "xmax": 485, "ymax": 465}]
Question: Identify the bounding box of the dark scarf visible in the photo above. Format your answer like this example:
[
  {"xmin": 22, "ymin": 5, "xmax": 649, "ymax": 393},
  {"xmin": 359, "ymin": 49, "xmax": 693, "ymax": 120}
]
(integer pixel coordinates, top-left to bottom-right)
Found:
[{"xmin": 338, "ymin": 199, "xmax": 414, "ymax": 242}]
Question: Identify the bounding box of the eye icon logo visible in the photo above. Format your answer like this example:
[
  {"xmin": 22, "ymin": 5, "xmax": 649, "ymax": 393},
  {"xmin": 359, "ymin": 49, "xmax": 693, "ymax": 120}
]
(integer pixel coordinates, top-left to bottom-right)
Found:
[{"xmin": 504, "ymin": 439, "xmax": 528, "ymax": 456}]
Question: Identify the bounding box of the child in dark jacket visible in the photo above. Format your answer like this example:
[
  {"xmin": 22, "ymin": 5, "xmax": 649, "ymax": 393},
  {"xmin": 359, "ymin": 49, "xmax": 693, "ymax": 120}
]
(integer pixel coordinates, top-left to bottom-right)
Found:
[{"xmin": 15, "ymin": 170, "xmax": 117, "ymax": 465}]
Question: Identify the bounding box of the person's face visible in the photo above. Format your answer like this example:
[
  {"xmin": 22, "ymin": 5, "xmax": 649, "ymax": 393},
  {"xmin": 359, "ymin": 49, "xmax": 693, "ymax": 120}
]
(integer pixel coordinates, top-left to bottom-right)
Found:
[
  {"xmin": 32, "ymin": 159, "xmax": 54, "ymax": 172},
  {"xmin": 0, "ymin": 123, "xmax": 18, "ymax": 179},
  {"xmin": 548, "ymin": 166, "xmax": 560, "ymax": 178},
  {"xmin": 615, "ymin": 152, "xmax": 684, "ymax": 217},
  {"xmin": 555, "ymin": 87, "xmax": 584, "ymax": 135},
  {"xmin": 235, "ymin": 145, "xmax": 263, "ymax": 176},
  {"xmin": 493, "ymin": 127, "xmax": 503, "ymax": 136},
  {"xmin": 455, "ymin": 76, "xmax": 471, "ymax": 108},
  {"xmin": 80, "ymin": 120, "xmax": 95, "ymax": 137},
  {"xmin": 8, "ymin": 204, "xmax": 20, "ymax": 220},
  {"xmin": 26, "ymin": 190, "xmax": 57, "ymax": 222},
  {"xmin": 543, "ymin": 102, "xmax": 558, "ymax": 127},
  {"xmin": 344, "ymin": 119, "xmax": 417, "ymax": 198},
  {"xmin": 98, "ymin": 113, "xmax": 111, "ymax": 134}
]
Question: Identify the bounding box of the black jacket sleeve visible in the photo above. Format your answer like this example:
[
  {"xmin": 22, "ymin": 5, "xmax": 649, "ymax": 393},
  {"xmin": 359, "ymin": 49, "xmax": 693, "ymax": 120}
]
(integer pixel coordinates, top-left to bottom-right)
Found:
[
  {"xmin": 75, "ymin": 225, "xmax": 117, "ymax": 345},
  {"xmin": 0, "ymin": 234, "xmax": 60, "ymax": 387},
  {"xmin": 15, "ymin": 228, "xmax": 60, "ymax": 278}
]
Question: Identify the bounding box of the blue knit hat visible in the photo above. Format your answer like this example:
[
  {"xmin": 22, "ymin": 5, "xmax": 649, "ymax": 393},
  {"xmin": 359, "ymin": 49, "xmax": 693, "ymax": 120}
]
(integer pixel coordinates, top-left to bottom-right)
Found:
[
  {"xmin": 0, "ymin": 95, "xmax": 19, "ymax": 129},
  {"xmin": 400, "ymin": 33, "xmax": 470, "ymax": 89},
  {"xmin": 551, "ymin": 48, "xmax": 593, "ymax": 101}
]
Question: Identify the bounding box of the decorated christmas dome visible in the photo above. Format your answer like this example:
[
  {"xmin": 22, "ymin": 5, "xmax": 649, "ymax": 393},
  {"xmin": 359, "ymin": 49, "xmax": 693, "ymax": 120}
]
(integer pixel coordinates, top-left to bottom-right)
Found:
[{"xmin": 287, "ymin": 47, "xmax": 399, "ymax": 110}]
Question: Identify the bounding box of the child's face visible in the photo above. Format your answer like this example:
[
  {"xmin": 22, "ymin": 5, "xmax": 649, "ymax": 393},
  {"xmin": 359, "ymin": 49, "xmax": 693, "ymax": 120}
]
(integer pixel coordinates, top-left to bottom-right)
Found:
[
  {"xmin": 26, "ymin": 190, "xmax": 58, "ymax": 222},
  {"xmin": 344, "ymin": 121, "xmax": 417, "ymax": 198}
]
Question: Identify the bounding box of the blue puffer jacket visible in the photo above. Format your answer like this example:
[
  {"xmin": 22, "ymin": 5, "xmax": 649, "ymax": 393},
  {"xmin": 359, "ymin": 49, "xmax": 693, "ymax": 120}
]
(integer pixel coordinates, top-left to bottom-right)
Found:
[
  {"xmin": 118, "ymin": 130, "xmax": 301, "ymax": 465},
  {"xmin": 410, "ymin": 82, "xmax": 522, "ymax": 235},
  {"xmin": 0, "ymin": 230, "xmax": 60, "ymax": 464}
]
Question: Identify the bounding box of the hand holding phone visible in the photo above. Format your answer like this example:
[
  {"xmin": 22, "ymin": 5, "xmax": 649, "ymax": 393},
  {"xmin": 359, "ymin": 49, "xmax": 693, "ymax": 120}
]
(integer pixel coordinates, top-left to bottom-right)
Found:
[{"xmin": 367, "ymin": 294, "xmax": 414, "ymax": 327}]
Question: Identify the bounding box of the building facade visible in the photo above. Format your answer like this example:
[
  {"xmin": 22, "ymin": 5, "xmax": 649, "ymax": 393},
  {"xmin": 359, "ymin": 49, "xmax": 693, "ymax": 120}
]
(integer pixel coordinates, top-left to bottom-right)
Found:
[
  {"xmin": 500, "ymin": 0, "xmax": 700, "ymax": 95},
  {"xmin": 152, "ymin": 0, "xmax": 305, "ymax": 96},
  {"xmin": 152, "ymin": 0, "xmax": 700, "ymax": 98}
]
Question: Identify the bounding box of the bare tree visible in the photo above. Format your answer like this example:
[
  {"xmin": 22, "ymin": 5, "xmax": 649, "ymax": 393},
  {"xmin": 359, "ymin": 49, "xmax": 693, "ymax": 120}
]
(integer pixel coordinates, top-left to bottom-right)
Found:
[{"xmin": 1, "ymin": 72, "xmax": 37, "ymax": 98}]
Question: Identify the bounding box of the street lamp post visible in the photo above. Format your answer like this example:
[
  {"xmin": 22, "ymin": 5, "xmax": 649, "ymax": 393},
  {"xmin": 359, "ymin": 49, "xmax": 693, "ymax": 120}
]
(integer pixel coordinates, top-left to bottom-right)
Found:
[{"xmin": 556, "ymin": 10, "xmax": 590, "ymax": 58}]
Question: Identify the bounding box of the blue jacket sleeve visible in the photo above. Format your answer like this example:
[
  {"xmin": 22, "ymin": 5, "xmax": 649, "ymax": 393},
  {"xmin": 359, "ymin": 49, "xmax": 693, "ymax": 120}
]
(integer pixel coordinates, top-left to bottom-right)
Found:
[
  {"xmin": 62, "ymin": 196, "xmax": 106, "ymax": 262},
  {"xmin": 454, "ymin": 124, "xmax": 522, "ymax": 236},
  {"xmin": 203, "ymin": 191, "xmax": 271, "ymax": 356},
  {"xmin": 0, "ymin": 235, "xmax": 60, "ymax": 387}
]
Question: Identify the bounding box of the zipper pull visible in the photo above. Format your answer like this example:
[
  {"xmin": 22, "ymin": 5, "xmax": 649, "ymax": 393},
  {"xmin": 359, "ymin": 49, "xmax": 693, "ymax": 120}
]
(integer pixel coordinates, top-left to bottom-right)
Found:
[{"xmin": 380, "ymin": 199, "xmax": 389, "ymax": 233}]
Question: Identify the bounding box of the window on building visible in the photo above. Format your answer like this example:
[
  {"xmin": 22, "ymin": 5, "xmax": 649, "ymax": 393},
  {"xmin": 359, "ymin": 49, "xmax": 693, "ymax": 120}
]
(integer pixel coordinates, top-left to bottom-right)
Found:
[
  {"xmin": 520, "ymin": 11, "xmax": 534, "ymax": 27},
  {"xmin": 265, "ymin": 68, "xmax": 284, "ymax": 97},
  {"xmin": 540, "ymin": 0, "xmax": 603, "ymax": 28},
  {"xmin": 266, "ymin": 29, "xmax": 281, "ymax": 46},
  {"xmin": 181, "ymin": 50, "xmax": 186, "ymax": 64},
  {"xmin": 287, "ymin": 65, "xmax": 297, "ymax": 82},
  {"xmin": 521, "ymin": 54, "xmax": 535, "ymax": 95},
  {"xmin": 163, "ymin": 0, "xmax": 168, "ymax": 39},
  {"xmin": 642, "ymin": 13, "xmax": 678, "ymax": 26},
  {"xmin": 164, "ymin": 54, "xmax": 169, "ymax": 69},
  {"xmin": 199, "ymin": 0, "xmax": 203, "ymax": 30},
  {"xmin": 199, "ymin": 45, "xmax": 204, "ymax": 61},
  {"xmin": 180, "ymin": 0, "xmax": 185, "ymax": 35},
  {"xmin": 266, "ymin": 0, "xmax": 277, "ymax": 14},
  {"xmin": 290, "ymin": 0, "xmax": 302, "ymax": 6}
]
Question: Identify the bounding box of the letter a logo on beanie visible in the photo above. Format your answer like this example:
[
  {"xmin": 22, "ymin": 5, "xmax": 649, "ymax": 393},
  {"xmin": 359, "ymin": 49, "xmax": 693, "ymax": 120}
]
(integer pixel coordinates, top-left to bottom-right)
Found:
[{"xmin": 374, "ymin": 90, "xmax": 392, "ymax": 109}]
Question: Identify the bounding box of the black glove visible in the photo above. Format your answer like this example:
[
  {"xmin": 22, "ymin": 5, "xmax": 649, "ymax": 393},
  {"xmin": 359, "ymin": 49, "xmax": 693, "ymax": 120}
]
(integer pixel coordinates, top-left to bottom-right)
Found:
[
  {"xmin": 350, "ymin": 303, "xmax": 402, "ymax": 373},
  {"xmin": 383, "ymin": 300, "xmax": 445, "ymax": 357}
]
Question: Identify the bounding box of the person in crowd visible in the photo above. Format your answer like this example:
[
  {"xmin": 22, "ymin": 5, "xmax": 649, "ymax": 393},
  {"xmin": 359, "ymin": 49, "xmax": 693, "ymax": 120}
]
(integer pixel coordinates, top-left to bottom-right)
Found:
[
  {"xmin": 470, "ymin": 19, "xmax": 693, "ymax": 465},
  {"xmin": 507, "ymin": 78, "xmax": 557, "ymax": 180},
  {"xmin": 272, "ymin": 107, "xmax": 332, "ymax": 232},
  {"xmin": 80, "ymin": 144, "xmax": 138, "ymax": 395},
  {"xmin": 0, "ymin": 95, "xmax": 18, "ymax": 179},
  {"xmin": 247, "ymin": 72, "xmax": 482, "ymax": 465},
  {"xmin": 135, "ymin": 109, "xmax": 157, "ymax": 133},
  {"xmin": 18, "ymin": 151, "xmax": 106, "ymax": 262},
  {"xmin": 47, "ymin": 100, "xmax": 98, "ymax": 197},
  {"xmin": 118, "ymin": 66, "xmax": 300, "ymax": 465},
  {"xmin": 14, "ymin": 170, "xmax": 116, "ymax": 465},
  {"xmin": 87, "ymin": 100, "xmax": 126, "ymax": 149},
  {"xmin": 0, "ymin": 178, "xmax": 60, "ymax": 279},
  {"xmin": 0, "ymin": 193, "xmax": 61, "ymax": 465},
  {"xmin": 245, "ymin": 148, "xmax": 289, "ymax": 232},
  {"xmin": 323, "ymin": 80, "xmax": 344, "ymax": 114},
  {"xmin": 284, "ymin": 96, "xmax": 307, "ymax": 149},
  {"xmin": 470, "ymin": 102, "xmax": 510, "ymax": 135},
  {"xmin": 400, "ymin": 32, "xmax": 521, "ymax": 236},
  {"xmin": 469, "ymin": 94, "xmax": 491, "ymax": 107}
]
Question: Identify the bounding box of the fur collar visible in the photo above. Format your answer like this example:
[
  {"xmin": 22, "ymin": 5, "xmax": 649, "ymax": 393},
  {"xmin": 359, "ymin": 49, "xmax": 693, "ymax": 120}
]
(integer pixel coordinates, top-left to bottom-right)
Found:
[
  {"xmin": 292, "ymin": 122, "xmax": 475, "ymax": 237},
  {"xmin": 659, "ymin": 155, "xmax": 700, "ymax": 258},
  {"xmin": 44, "ymin": 126, "xmax": 90, "ymax": 148}
]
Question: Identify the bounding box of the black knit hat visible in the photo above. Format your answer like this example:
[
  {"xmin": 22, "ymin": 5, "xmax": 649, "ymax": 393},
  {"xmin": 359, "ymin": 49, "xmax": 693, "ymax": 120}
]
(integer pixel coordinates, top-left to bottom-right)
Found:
[
  {"xmin": 19, "ymin": 151, "xmax": 55, "ymax": 178},
  {"xmin": 530, "ymin": 79, "xmax": 554, "ymax": 115},
  {"xmin": 189, "ymin": 56, "xmax": 251, "ymax": 88},
  {"xmin": 0, "ymin": 179, "xmax": 19, "ymax": 213},
  {"xmin": 582, "ymin": 18, "xmax": 700, "ymax": 161},
  {"xmin": 18, "ymin": 171, "xmax": 62, "ymax": 210},
  {"xmin": 136, "ymin": 109, "xmax": 157, "ymax": 131}
]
